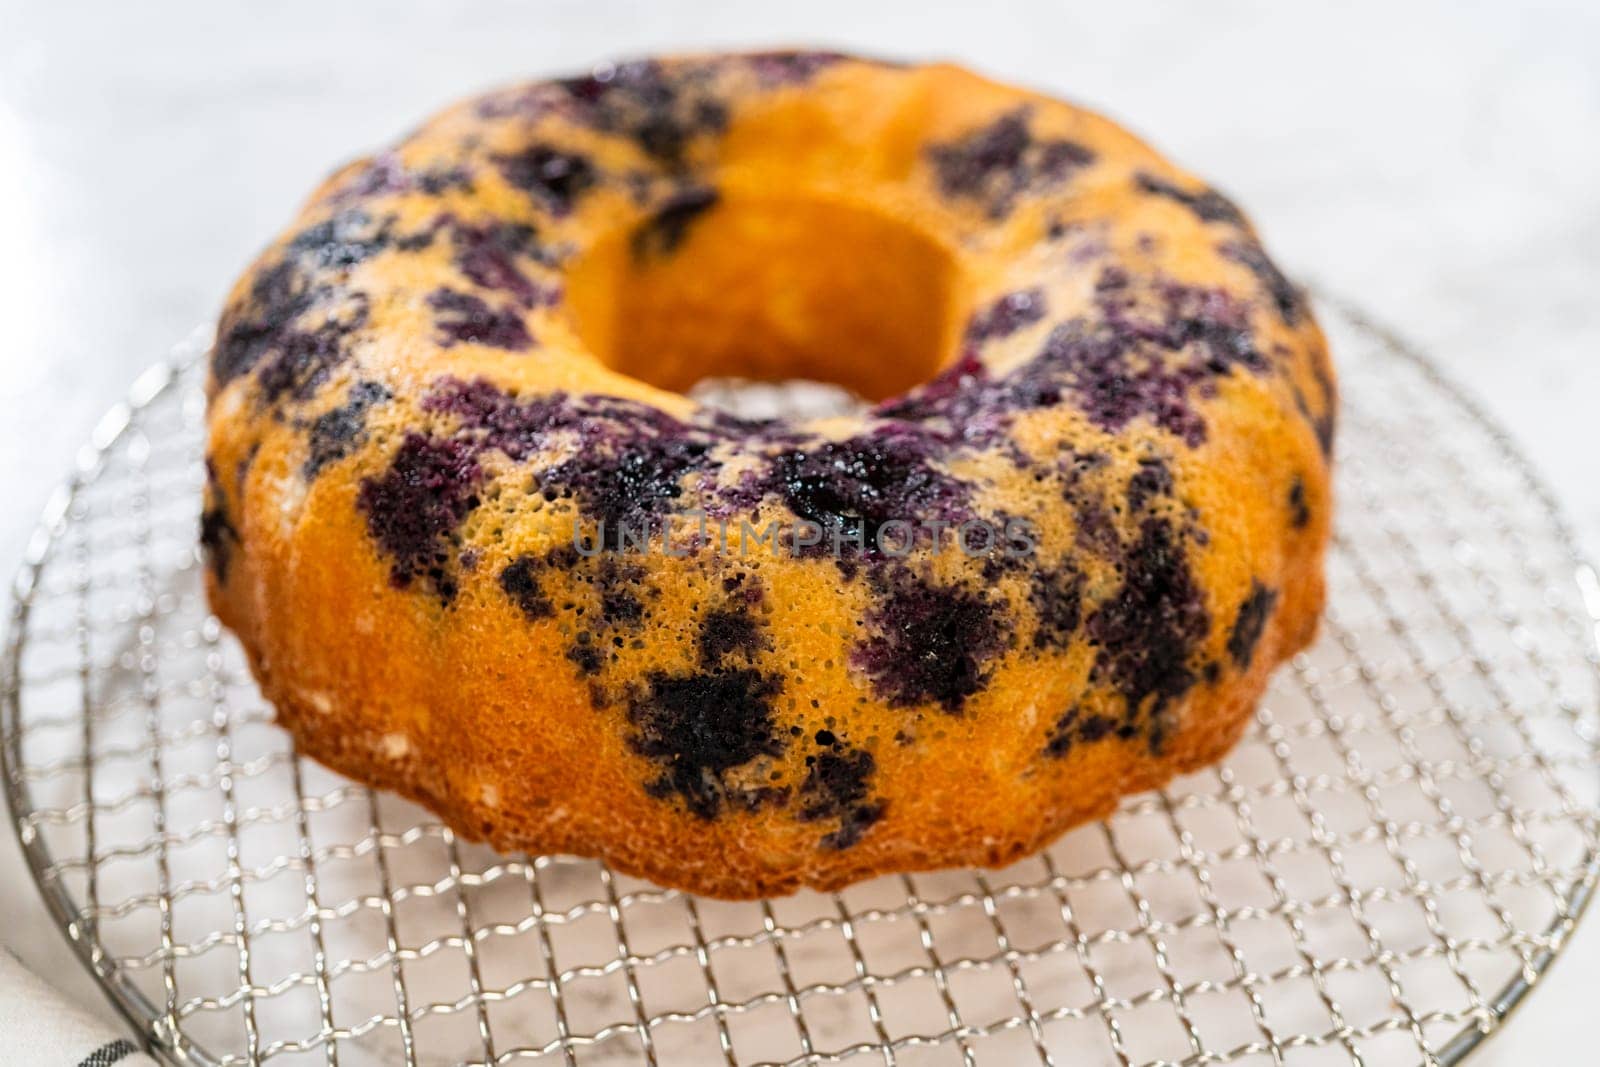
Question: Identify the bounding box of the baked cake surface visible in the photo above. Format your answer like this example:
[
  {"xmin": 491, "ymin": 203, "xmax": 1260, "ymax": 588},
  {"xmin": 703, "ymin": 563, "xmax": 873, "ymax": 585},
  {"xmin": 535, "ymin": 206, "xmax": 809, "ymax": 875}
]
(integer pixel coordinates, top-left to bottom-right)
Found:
[{"xmin": 204, "ymin": 52, "xmax": 1335, "ymax": 898}]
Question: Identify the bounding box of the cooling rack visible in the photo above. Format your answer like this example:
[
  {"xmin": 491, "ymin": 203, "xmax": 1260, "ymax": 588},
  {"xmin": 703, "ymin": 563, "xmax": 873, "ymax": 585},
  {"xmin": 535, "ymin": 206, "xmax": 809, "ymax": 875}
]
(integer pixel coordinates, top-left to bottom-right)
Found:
[{"xmin": 4, "ymin": 301, "xmax": 1600, "ymax": 1067}]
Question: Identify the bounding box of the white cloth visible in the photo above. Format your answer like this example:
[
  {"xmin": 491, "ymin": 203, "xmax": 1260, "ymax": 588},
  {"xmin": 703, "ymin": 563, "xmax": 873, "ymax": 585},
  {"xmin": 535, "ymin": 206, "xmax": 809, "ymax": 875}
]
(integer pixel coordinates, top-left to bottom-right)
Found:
[{"xmin": 0, "ymin": 951, "xmax": 156, "ymax": 1067}]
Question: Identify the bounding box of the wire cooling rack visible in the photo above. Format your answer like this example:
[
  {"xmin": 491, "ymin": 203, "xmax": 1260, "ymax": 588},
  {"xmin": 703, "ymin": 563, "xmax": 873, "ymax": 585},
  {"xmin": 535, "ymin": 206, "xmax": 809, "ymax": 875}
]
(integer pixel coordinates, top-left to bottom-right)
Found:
[{"xmin": 4, "ymin": 301, "xmax": 1600, "ymax": 1067}]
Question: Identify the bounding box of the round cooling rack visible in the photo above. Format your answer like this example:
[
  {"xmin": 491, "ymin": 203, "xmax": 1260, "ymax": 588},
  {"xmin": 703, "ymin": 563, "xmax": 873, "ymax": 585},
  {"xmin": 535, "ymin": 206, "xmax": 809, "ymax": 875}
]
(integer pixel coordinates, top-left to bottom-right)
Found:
[{"xmin": 5, "ymin": 300, "xmax": 1600, "ymax": 1067}]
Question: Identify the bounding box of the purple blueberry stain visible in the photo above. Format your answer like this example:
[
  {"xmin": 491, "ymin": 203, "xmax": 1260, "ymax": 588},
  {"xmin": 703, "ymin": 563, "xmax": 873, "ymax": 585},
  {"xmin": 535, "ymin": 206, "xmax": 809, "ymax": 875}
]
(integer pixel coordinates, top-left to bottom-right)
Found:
[
  {"xmin": 427, "ymin": 289, "xmax": 533, "ymax": 351},
  {"xmin": 1220, "ymin": 240, "xmax": 1306, "ymax": 326},
  {"xmin": 1227, "ymin": 580, "xmax": 1277, "ymax": 669},
  {"xmin": 213, "ymin": 260, "xmax": 315, "ymax": 387},
  {"xmin": 1293, "ymin": 375, "xmax": 1338, "ymax": 460},
  {"xmin": 596, "ymin": 557, "xmax": 648, "ymax": 627},
  {"xmin": 499, "ymin": 555, "xmax": 554, "ymax": 620},
  {"xmin": 1037, "ymin": 138, "xmax": 1096, "ymax": 180},
  {"xmin": 567, "ymin": 640, "xmax": 604, "ymax": 677},
  {"xmin": 965, "ymin": 288, "xmax": 1047, "ymax": 345},
  {"xmin": 199, "ymin": 459, "xmax": 240, "ymax": 582},
  {"xmin": 1310, "ymin": 356, "xmax": 1339, "ymax": 456},
  {"xmin": 1133, "ymin": 172, "xmax": 1245, "ymax": 227},
  {"xmin": 417, "ymin": 166, "xmax": 473, "ymax": 196},
  {"xmin": 928, "ymin": 108, "xmax": 1029, "ymax": 207},
  {"xmin": 765, "ymin": 429, "xmax": 975, "ymax": 558},
  {"xmin": 1085, "ymin": 517, "xmax": 1210, "ymax": 754},
  {"xmin": 1057, "ymin": 269, "xmax": 1266, "ymax": 446},
  {"xmin": 331, "ymin": 153, "xmax": 410, "ymax": 202},
  {"xmin": 798, "ymin": 742, "xmax": 885, "ymax": 850},
  {"xmin": 445, "ymin": 218, "xmax": 561, "ymax": 309},
  {"xmin": 328, "ymin": 153, "xmax": 475, "ymax": 205},
  {"xmin": 873, "ymin": 351, "xmax": 986, "ymax": 423},
  {"xmin": 1288, "ymin": 477, "xmax": 1310, "ymax": 529},
  {"xmin": 421, "ymin": 376, "xmax": 574, "ymax": 460},
  {"xmin": 854, "ymin": 569, "xmax": 1007, "ymax": 713},
  {"xmin": 304, "ymin": 379, "xmax": 392, "ymax": 477},
  {"xmin": 199, "ymin": 503, "xmax": 238, "ymax": 582},
  {"xmin": 420, "ymin": 376, "xmax": 736, "ymax": 535},
  {"xmin": 699, "ymin": 606, "xmax": 767, "ymax": 666},
  {"xmin": 541, "ymin": 437, "xmax": 713, "ymax": 534},
  {"xmin": 631, "ymin": 185, "xmax": 719, "ymax": 259},
  {"xmin": 403, "ymin": 347, "xmax": 1228, "ymax": 650},
  {"xmin": 287, "ymin": 209, "xmax": 397, "ymax": 271},
  {"xmin": 216, "ymin": 207, "xmax": 410, "ymax": 400},
  {"xmin": 745, "ymin": 50, "xmax": 848, "ymax": 84},
  {"xmin": 356, "ymin": 432, "xmax": 483, "ymax": 602},
  {"xmin": 1126, "ymin": 457, "xmax": 1175, "ymax": 511},
  {"xmin": 1044, "ymin": 706, "xmax": 1118, "ymax": 758},
  {"xmin": 1029, "ymin": 565, "xmax": 1084, "ymax": 650},
  {"xmin": 871, "ymin": 352, "xmax": 1031, "ymax": 451},
  {"xmin": 495, "ymin": 144, "xmax": 598, "ymax": 215},
  {"xmin": 628, "ymin": 667, "xmax": 785, "ymax": 819},
  {"xmin": 555, "ymin": 59, "xmax": 728, "ymax": 169},
  {"xmin": 254, "ymin": 287, "xmax": 371, "ymax": 404},
  {"xmin": 926, "ymin": 108, "xmax": 1095, "ymax": 218},
  {"xmin": 878, "ymin": 267, "xmax": 1268, "ymax": 449},
  {"xmin": 520, "ymin": 550, "xmax": 658, "ymax": 679}
]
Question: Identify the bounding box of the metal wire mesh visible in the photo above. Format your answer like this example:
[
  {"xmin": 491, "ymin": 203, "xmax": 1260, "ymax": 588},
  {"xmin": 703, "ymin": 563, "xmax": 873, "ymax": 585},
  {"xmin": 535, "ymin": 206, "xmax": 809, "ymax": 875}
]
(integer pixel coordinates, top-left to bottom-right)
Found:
[{"xmin": 4, "ymin": 300, "xmax": 1600, "ymax": 1067}]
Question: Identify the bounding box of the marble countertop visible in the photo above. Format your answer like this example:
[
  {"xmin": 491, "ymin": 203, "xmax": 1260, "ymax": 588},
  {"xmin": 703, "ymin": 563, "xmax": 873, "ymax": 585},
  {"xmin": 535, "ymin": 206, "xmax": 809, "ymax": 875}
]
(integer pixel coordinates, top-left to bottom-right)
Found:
[{"xmin": 1, "ymin": 1, "xmax": 1596, "ymax": 1062}]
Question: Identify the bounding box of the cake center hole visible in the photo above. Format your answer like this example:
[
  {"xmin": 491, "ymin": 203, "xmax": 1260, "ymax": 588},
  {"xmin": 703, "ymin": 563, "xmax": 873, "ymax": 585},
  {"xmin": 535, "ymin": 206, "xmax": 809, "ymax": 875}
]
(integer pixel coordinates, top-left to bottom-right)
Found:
[{"xmin": 567, "ymin": 194, "xmax": 965, "ymax": 402}]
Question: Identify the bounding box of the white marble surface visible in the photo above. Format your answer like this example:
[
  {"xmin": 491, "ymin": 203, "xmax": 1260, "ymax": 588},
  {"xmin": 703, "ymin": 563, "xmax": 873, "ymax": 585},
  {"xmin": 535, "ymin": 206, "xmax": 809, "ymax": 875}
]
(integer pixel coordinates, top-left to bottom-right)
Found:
[{"xmin": 0, "ymin": 1, "xmax": 1596, "ymax": 1062}]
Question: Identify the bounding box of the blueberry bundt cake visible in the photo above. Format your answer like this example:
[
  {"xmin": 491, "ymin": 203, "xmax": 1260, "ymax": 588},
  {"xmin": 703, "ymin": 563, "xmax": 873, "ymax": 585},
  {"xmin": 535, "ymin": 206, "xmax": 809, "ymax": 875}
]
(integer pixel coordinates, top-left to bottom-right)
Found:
[{"xmin": 203, "ymin": 52, "xmax": 1335, "ymax": 898}]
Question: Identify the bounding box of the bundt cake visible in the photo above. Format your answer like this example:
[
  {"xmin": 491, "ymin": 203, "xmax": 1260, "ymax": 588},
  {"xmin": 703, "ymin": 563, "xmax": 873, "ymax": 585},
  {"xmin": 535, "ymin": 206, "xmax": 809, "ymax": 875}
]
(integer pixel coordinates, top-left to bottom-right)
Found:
[{"xmin": 202, "ymin": 51, "xmax": 1335, "ymax": 898}]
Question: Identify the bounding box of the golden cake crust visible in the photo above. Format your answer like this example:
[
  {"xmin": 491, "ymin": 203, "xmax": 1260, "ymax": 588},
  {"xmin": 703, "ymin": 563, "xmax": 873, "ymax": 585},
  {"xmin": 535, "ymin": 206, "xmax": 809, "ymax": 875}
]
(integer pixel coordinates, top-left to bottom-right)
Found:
[{"xmin": 203, "ymin": 52, "xmax": 1335, "ymax": 899}]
